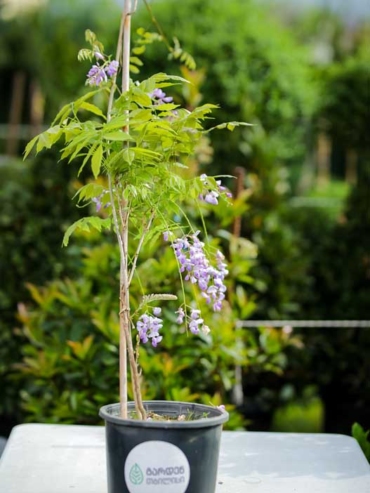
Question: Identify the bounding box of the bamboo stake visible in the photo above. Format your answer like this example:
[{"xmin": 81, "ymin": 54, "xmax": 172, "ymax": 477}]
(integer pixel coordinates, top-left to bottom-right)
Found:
[{"xmin": 119, "ymin": 0, "xmax": 147, "ymax": 420}]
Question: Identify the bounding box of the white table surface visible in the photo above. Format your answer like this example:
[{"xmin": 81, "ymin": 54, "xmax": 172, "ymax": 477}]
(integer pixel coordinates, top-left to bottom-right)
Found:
[{"xmin": 0, "ymin": 423, "xmax": 369, "ymax": 493}]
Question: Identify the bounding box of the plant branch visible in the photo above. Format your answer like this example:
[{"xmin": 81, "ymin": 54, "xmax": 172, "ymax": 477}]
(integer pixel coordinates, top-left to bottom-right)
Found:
[
  {"xmin": 107, "ymin": 12, "xmax": 125, "ymax": 120},
  {"xmin": 128, "ymin": 210, "xmax": 155, "ymax": 286},
  {"xmin": 142, "ymin": 0, "xmax": 172, "ymax": 52}
]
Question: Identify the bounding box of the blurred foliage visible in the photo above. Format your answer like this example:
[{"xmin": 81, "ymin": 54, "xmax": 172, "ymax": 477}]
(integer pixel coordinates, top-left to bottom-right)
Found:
[
  {"xmin": 133, "ymin": 0, "xmax": 317, "ymax": 178},
  {"xmin": 0, "ymin": 152, "xmax": 86, "ymax": 418},
  {"xmin": 0, "ymin": 0, "xmax": 369, "ymax": 434},
  {"xmin": 272, "ymin": 386, "xmax": 324, "ymax": 433},
  {"xmin": 13, "ymin": 187, "xmax": 304, "ymax": 429},
  {"xmin": 248, "ymin": 164, "xmax": 370, "ymax": 432},
  {"xmin": 0, "ymin": 0, "xmax": 120, "ymax": 122},
  {"xmin": 318, "ymin": 54, "xmax": 370, "ymax": 152},
  {"xmin": 312, "ymin": 163, "xmax": 370, "ymax": 319},
  {"xmin": 352, "ymin": 423, "xmax": 370, "ymax": 463}
]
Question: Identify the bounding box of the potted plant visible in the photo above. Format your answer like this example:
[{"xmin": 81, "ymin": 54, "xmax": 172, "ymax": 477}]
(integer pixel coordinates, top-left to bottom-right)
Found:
[{"xmin": 24, "ymin": 1, "xmax": 248, "ymax": 491}]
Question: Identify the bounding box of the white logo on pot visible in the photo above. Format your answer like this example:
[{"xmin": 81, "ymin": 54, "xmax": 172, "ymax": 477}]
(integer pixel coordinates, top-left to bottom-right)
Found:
[{"xmin": 124, "ymin": 441, "xmax": 190, "ymax": 493}]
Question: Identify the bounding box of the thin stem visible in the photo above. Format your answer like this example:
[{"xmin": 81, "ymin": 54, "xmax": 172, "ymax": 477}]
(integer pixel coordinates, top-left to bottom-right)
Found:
[
  {"xmin": 125, "ymin": 324, "xmax": 147, "ymax": 420},
  {"xmin": 119, "ymin": 285, "xmax": 128, "ymax": 419},
  {"xmin": 128, "ymin": 211, "xmax": 155, "ymax": 286},
  {"xmin": 142, "ymin": 0, "xmax": 172, "ymax": 52},
  {"xmin": 107, "ymin": 13, "xmax": 125, "ymax": 121},
  {"xmin": 120, "ymin": 205, "xmax": 146, "ymax": 420},
  {"xmin": 118, "ymin": 204, "xmax": 129, "ymax": 418}
]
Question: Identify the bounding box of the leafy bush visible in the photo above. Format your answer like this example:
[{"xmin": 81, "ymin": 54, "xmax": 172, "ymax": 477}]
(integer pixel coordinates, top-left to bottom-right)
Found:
[
  {"xmin": 13, "ymin": 185, "xmax": 303, "ymax": 429},
  {"xmin": 0, "ymin": 152, "xmax": 84, "ymax": 419},
  {"xmin": 133, "ymin": 0, "xmax": 317, "ymax": 174},
  {"xmin": 352, "ymin": 423, "xmax": 370, "ymax": 463},
  {"xmin": 318, "ymin": 53, "xmax": 370, "ymax": 152},
  {"xmin": 15, "ymin": 235, "xmax": 244, "ymax": 428},
  {"xmin": 0, "ymin": 0, "xmax": 121, "ymax": 123}
]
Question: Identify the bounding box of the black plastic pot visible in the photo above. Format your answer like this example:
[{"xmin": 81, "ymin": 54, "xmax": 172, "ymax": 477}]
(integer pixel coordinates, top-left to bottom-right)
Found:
[{"xmin": 99, "ymin": 400, "xmax": 229, "ymax": 493}]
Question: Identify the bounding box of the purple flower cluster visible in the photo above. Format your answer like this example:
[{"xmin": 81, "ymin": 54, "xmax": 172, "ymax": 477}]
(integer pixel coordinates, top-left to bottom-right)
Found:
[
  {"xmin": 136, "ymin": 307, "xmax": 163, "ymax": 347},
  {"xmin": 106, "ymin": 60, "xmax": 119, "ymax": 77},
  {"xmin": 189, "ymin": 309, "xmax": 210, "ymax": 335},
  {"xmin": 199, "ymin": 174, "xmax": 232, "ymax": 205},
  {"xmin": 150, "ymin": 88, "xmax": 173, "ymax": 104},
  {"xmin": 92, "ymin": 191, "xmax": 110, "ymax": 212},
  {"xmin": 175, "ymin": 306, "xmax": 210, "ymax": 335},
  {"xmin": 86, "ymin": 57, "xmax": 119, "ymax": 86},
  {"xmin": 169, "ymin": 232, "xmax": 228, "ymax": 312}
]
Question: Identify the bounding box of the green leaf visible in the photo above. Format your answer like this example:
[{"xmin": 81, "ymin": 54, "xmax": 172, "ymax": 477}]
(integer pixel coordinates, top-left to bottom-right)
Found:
[
  {"xmin": 63, "ymin": 217, "xmax": 111, "ymax": 246},
  {"xmin": 206, "ymin": 121, "xmax": 253, "ymax": 133},
  {"xmin": 23, "ymin": 135, "xmax": 39, "ymax": 159},
  {"xmin": 73, "ymin": 89, "xmax": 104, "ymax": 112},
  {"xmin": 104, "ymin": 115, "xmax": 129, "ymax": 131},
  {"xmin": 172, "ymin": 162, "xmax": 188, "ymax": 169},
  {"xmin": 78, "ymin": 143, "xmax": 98, "ymax": 176},
  {"xmin": 141, "ymin": 293, "xmax": 177, "ymax": 305},
  {"xmin": 103, "ymin": 131, "xmax": 134, "ymax": 142},
  {"xmin": 74, "ymin": 183, "xmax": 105, "ymax": 203},
  {"xmin": 131, "ymin": 88, "xmax": 152, "ymax": 107},
  {"xmin": 66, "ymin": 134, "xmax": 97, "ymax": 163},
  {"xmin": 154, "ymin": 103, "xmax": 179, "ymax": 112},
  {"xmin": 130, "ymin": 56, "xmax": 143, "ymax": 66},
  {"xmin": 77, "ymin": 49, "xmax": 93, "ymax": 62},
  {"xmin": 91, "ymin": 145, "xmax": 103, "ymax": 178},
  {"xmin": 153, "ymin": 73, "xmax": 189, "ymax": 85},
  {"xmin": 132, "ymin": 147, "xmax": 162, "ymax": 161},
  {"xmin": 52, "ymin": 103, "xmax": 71, "ymax": 125},
  {"xmin": 79, "ymin": 102, "xmax": 106, "ymax": 119},
  {"xmin": 352, "ymin": 423, "xmax": 370, "ymax": 461},
  {"xmin": 132, "ymin": 45, "xmax": 146, "ymax": 55},
  {"xmin": 36, "ymin": 132, "xmax": 52, "ymax": 153},
  {"xmin": 85, "ymin": 29, "xmax": 97, "ymax": 44}
]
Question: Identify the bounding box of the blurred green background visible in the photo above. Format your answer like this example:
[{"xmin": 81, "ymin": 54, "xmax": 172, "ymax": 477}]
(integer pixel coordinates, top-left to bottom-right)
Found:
[{"xmin": 0, "ymin": 0, "xmax": 369, "ymax": 443}]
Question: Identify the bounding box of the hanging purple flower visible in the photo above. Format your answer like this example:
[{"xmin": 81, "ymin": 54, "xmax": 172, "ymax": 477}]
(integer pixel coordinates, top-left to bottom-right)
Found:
[
  {"xmin": 175, "ymin": 307, "xmax": 185, "ymax": 324},
  {"xmin": 94, "ymin": 51, "xmax": 105, "ymax": 61},
  {"xmin": 92, "ymin": 196, "xmax": 102, "ymax": 212},
  {"xmin": 204, "ymin": 191, "xmax": 219, "ymax": 205},
  {"xmin": 150, "ymin": 88, "xmax": 173, "ymax": 104},
  {"xmin": 86, "ymin": 64, "xmax": 107, "ymax": 86},
  {"xmin": 167, "ymin": 233, "xmax": 228, "ymax": 314},
  {"xmin": 105, "ymin": 60, "xmax": 119, "ymax": 77},
  {"xmin": 199, "ymin": 174, "xmax": 232, "ymax": 204},
  {"xmin": 136, "ymin": 308, "xmax": 163, "ymax": 347}
]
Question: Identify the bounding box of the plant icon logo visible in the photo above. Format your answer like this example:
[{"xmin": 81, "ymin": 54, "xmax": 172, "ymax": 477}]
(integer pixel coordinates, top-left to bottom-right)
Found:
[
  {"xmin": 125, "ymin": 441, "xmax": 190, "ymax": 492},
  {"xmin": 129, "ymin": 463, "xmax": 144, "ymax": 485}
]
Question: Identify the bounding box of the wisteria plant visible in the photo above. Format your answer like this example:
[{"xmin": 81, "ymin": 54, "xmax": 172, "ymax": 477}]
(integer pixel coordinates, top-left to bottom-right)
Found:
[{"xmin": 24, "ymin": 0, "xmax": 248, "ymax": 420}]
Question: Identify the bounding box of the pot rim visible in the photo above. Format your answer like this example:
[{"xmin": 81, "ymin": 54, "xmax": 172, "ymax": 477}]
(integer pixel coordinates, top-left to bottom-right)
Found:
[{"xmin": 99, "ymin": 400, "xmax": 229, "ymax": 429}]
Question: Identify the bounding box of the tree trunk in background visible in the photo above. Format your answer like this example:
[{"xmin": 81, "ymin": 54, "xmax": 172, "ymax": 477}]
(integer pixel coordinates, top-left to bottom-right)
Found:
[
  {"xmin": 345, "ymin": 148, "xmax": 357, "ymax": 185},
  {"xmin": 6, "ymin": 71, "xmax": 26, "ymax": 156},
  {"xmin": 29, "ymin": 80, "xmax": 44, "ymax": 137},
  {"xmin": 316, "ymin": 132, "xmax": 331, "ymax": 187}
]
